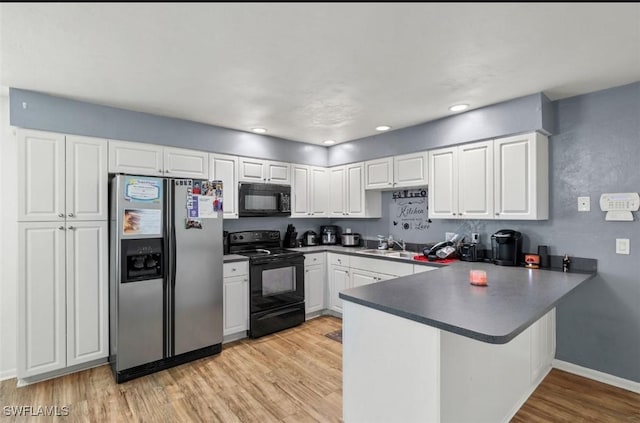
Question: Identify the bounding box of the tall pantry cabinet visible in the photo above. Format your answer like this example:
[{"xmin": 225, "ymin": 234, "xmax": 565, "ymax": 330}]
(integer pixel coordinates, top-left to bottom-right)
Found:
[{"xmin": 17, "ymin": 129, "xmax": 109, "ymax": 379}]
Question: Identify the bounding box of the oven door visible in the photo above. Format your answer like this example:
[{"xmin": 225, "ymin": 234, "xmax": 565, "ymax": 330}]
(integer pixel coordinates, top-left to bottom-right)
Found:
[
  {"xmin": 250, "ymin": 255, "xmax": 304, "ymax": 313},
  {"xmin": 239, "ymin": 183, "xmax": 291, "ymax": 217}
]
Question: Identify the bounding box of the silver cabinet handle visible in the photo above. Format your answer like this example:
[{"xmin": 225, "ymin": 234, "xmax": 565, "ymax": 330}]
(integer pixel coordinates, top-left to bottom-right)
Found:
[
  {"xmin": 58, "ymin": 226, "xmax": 64, "ymax": 230},
  {"xmin": 165, "ymin": 170, "xmax": 170, "ymax": 173},
  {"xmin": 232, "ymin": 268, "xmax": 237, "ymax": 272},
  {"xmin": 388, "ymin": 182, "xmax": 392, "ymax": 185},
  {"xmin": 68, "ymin": 226, "xmax": 75, "ymax": 230},
  {"xmin": 158, "ymin": 169, "xmax": 163, "ymax": 173},
  {"xmin": 58, "ymin": 213, "xmax": 64, "ymax": 217},
  {"xmin": 68, "ymin": 213, "xmax": 74, "ymax": 217},
  {"xmin": 495, "ymin": 212, "xmax": 500, "ymax": 216},
  {"xmin": 244, "ymin": 278, "xmax": 248, "ymax": 282}
]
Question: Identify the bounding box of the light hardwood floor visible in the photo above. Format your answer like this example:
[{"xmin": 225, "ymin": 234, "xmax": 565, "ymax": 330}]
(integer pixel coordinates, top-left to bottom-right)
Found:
[{"xmin": 1, "ymin": 316, "xmax": 638, "ymax": 422}]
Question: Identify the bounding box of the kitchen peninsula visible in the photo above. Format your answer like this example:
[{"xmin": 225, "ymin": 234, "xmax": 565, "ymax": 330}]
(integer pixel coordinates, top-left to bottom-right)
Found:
[{"xmin": 339, "ymin": 262, "xmax": 595, "ymax": 423}]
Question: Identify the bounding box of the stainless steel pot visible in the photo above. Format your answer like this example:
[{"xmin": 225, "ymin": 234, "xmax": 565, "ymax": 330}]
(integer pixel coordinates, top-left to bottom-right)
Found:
[{"xmin": 341, "ymin": 233, "xmax": 361, "ymax": 247}]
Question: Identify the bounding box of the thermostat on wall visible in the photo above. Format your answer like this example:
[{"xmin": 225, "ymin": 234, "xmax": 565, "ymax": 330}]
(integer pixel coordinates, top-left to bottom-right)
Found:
[{"xmin": 599, "ymin": 193, "xmax": 640, "ymax": 221}]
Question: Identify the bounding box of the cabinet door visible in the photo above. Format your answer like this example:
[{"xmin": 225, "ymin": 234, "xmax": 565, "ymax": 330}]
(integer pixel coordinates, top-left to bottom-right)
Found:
[
  {"xmin": 18, "ymin": 223, "xmax": 66, "ymax": 378},
  {"xmin": 108, "ymin": 140, "xmax": 163, "ymax": 176},
  {"xmin": 329, "ymin": 166, "xmax": 346, "ymax": 217},
  {"xmin": 210, "ymin": 154, "xmax": 239, "ymax": 219},
  {"xmin": 291, "ymin": 164, "xmax": 310, "ymax": 217},
  {"xmin": 458, "ymin": 141, "xmax": 494, "ymax": 219},
  {"xmin": 223, "ymin": 275, "xmax": 249, "ymax": 336},
  {"xmin": 163, "ymin": 147, "xmax": 209, "ymax": 179},
  {"xmin": 267, "ymin": 161, "xmax": 291, "ymax": 185},
  {"xmin": 428, "ymin": 147, "xmax": 459, "ymax": 219},
  {"xmin": 350, "ymin": 269, "xmax": 379, "ymax": 288},
  {"xmin": 394, "ymin": 152, "xmax": 428, "ymax": 188},
  {"xmin": 66, "ymin": 136, "xmax": 108, "ymax": 221},
  {"xmin": 66, "ymin": 221, "xmax": 108, "ymax": 366},
  {"xmin": 18, "ymin": 129, "xmax": 66, "ymax": 222},
  {"xmin": 310, "ymin": 167, "xmax": 329, "ymax": 217},
  {"xmin": 238, "ymin": 157, "xmax": 266, "ymax": 182},
  {"xmin": 345, "ymin": 162, "xmax": 365, "ymax": 217},
  {"xmin": 329, "ymin": 265, "xmax": 350, "ymax": 313},
  {"xmin": 365, "ymin": 157, "xmax": 393, "ymax": 190},
  {"xmin": 494, "ymin": 133, "xmax": 548, "ymax": 220},
  {"xmin": 305, "ymin": 264, "xmax": 325, "ymax": 314}
]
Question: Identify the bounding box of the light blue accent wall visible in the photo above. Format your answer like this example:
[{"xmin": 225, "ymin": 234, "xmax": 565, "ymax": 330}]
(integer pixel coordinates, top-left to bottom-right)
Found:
[
  {"xmin": 8, "ymin": 88, "xmax": 328, "ymax": 166},
  {"xmin": 328, "ymin": 93, "xmax": 553, "ymax": 166}
]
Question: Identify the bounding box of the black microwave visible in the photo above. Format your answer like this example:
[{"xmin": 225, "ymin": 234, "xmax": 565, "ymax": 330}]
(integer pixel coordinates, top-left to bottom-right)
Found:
[{"xmin": 238, "ymin": 183, "xmax": 291, "ymax": 217}]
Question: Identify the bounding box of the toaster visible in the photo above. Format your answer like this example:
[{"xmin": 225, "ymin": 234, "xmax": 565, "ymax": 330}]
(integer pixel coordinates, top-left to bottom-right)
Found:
[{"xmin": 460, "ymin": 243, "xmax": 484, "ymax": 262}]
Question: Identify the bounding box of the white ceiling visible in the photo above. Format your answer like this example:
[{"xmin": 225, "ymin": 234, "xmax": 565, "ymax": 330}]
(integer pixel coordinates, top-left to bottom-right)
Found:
[{"xmin": 1, "ymin": 3, "xmax": 639, "ymax": 145}]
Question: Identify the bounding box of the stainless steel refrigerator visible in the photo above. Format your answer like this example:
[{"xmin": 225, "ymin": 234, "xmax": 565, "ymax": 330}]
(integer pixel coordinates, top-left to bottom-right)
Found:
[{"xmin": 109, "ymin": 175, "xmax": 223, "ymax": 383}]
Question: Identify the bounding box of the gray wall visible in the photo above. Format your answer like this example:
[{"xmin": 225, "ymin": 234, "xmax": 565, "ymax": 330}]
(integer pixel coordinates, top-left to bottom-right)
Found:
[
  {"xmin": 328, "ymin": 93, "xmax": 553, "ymax": 166},
  {"xmin": 9, "ymin": 88, "xmax": 328, "ymax": 166},
  {"xmin": 336, "ymin": 82, "xmax": 640, "ymax": 383}
]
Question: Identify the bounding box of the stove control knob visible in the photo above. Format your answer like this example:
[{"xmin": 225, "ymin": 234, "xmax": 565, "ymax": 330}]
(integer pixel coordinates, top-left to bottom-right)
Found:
[{"xmin": 239, "ymin": 235, "xmax": 244, "ymax": 240}]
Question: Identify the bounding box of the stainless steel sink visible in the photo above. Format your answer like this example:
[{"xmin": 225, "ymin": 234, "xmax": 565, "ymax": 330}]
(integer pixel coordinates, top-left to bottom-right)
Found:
[{"xmin": 358, "ymin": 249, "xmax": 417, "ymax": 260}]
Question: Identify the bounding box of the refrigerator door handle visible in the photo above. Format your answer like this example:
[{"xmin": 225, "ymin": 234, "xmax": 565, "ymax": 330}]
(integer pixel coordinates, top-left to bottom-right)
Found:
[{"xmin": 166, "ymin": 179, "xmax": 175, "ymax": 357}]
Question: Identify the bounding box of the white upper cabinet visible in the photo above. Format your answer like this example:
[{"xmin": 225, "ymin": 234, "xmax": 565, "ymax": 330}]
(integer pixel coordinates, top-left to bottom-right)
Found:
[
  {"xmin": 163, "ymin": 147, "xmax": 209, "ymax": 179},
  {"xmin": 18, "ymin": 130, "xmax": 108, "ymax": 222},
  {"xmin": 494, "ymin": 133, "xmax": 548, "ymax": 220},
  {"xmin": 458, "ymin": 141, "xmax": 494, "ymax": 219},
  {"xmin": 109, "ymin": 141, "xmax": 208, "ymax": 179},
  {"xmin": 394, "ymin": 151, "xmax": 428, "ymax": 188},
  {"xmin": 329, "ymin": 166, "xmax": 346, "ymax": 217},
  {"xmin": 292, "ymin": 165, "xmax": 329, "ymax": 218},
  {"xmin": 365, "ymin": 157, "xmax": 393, "ymax": 189},
  {"xmin": 428, "ymin": 147, "xmax": 459, "ymax": 219},
  {"xmin": 238, "ymin": 157, "xmax": 291, "ymax": 185},
  {"xmin": 429, "ymin": 133, "xmax": 548, "ymax": 221},
  {"xmin": 365, "ymin": 152, "xmax": 428, "ymax": 190},
  {"xmin": 209, "ymin": 154, "xmax": 239, "ymax": 219},
  {"xmin": 329, "ymin": 162, "xmax": 381, "ymax": 218},
  {"xmin": 108, "ymin": 140, "xmax": 163, "ymax": 176},
  {"xmin": 66, "ymin": 135, "xmax": 109, "ymax": 221}
]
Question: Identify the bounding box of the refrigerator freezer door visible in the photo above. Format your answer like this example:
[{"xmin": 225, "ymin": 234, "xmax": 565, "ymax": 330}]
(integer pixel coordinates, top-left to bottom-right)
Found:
[
  {"xmin": 172, "ymin": 181, "xmax": 224, "ymax": 356},
  {"xmin": 117, "ymin": 278, "xmax": 164, "ymax": 370}
]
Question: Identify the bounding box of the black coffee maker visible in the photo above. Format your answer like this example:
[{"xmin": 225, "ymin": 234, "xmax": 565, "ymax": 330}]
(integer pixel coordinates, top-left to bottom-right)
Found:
[{"xmin": 491, "ymin": 229, "xmax": 522, "ymax": 266}]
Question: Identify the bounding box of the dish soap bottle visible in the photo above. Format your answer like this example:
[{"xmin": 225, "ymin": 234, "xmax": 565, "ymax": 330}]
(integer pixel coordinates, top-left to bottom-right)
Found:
[{"xmin": 388, "ymin": 235, "xmax": 394, "ymax": 250}]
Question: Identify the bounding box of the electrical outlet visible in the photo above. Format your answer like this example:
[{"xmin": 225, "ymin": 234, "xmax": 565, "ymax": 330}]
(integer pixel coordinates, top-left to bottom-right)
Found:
[
  {"xmin": 616, "ymin": 238, "xmax": 630, "ymax": 255},
  {"xmin": 578, "ymin": 196, "xmax": 590, "ymax": 212}
]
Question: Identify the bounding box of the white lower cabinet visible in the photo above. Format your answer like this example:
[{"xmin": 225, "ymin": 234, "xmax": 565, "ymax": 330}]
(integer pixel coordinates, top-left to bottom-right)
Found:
[
  {"xmin": 18, "ymin": 221, "xmax": 108, "ymax": 379},
  {"xmin": 304, "ymin": 253, "xmax": 326, "ymax": 315},
  {"xmin": 223, "ymin": 262, "xmax": 249, "ymax": 337}
]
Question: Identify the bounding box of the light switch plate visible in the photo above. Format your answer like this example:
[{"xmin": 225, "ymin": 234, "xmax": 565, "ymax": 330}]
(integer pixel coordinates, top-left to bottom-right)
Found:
[
  {"xmin": 616, "ymin": 238, "xmax": 630, "ymax": 255},
  {"xmin": 578, "ymin": 196, "xmax": 590, "ymax": 212}
]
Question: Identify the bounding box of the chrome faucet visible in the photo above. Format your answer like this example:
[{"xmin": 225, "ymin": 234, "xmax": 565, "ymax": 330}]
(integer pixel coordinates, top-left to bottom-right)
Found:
[{"xmin": 391, "ymin": 239, "xmax": 406, "ymax": 251}]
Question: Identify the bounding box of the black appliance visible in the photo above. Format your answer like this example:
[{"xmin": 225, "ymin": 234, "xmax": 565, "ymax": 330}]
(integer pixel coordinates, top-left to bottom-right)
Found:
[
  {"xmin": 303, "ymin": 230, "xmax": 318, "ymax": 246},
  {"xmin": 283, "ymin": 224, "xmax": 298, "ymax": 248},
  {"xmin": 320, "ymin": 225, "xmax": 339, "ymax": 245},
  {"xmin": 491, "ymin": 229, "xmax": 523, "ymax": 266},
  {"xmin": 460, "ymin": 243, "xmax": 484, "ymax": 262},
  {"xmin": 228, "ymin": 230, "xmax": 305, "ymax": 338},
  {"xmin": 238, "ymin": 183, "xmax": 291, "ymax": 217}
]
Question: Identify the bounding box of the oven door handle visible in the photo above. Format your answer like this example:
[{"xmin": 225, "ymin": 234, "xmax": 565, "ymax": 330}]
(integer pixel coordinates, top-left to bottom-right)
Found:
[{"xmin": 256, "ymin": 306, "xmax": 303, "ymax": 321}]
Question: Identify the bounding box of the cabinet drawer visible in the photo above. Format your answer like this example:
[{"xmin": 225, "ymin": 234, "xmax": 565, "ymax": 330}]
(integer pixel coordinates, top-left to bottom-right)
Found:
[
  {"xmin": 304, "ymin": 253, "xmax": 325, "ymax": 267},
  {"xmin": 223, "ymin": 262, "xmax": 248, "ymax": 278},
  {"xmin": 349, "ymin": 255, "xmax": 413, "ymax": 277},
  {"xmin": 328, "ymin": 253, "xmax": 350, "ymax": 267}
]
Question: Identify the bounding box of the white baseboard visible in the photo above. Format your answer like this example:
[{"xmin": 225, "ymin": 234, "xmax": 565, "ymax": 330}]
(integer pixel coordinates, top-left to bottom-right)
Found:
[
  {"xmin": 0, "ymin": 368, "xmax": 16, "ymax": 382},
  {"xmin": 553, "ymin": 359, "xmax": 640, "ymax": 394}
]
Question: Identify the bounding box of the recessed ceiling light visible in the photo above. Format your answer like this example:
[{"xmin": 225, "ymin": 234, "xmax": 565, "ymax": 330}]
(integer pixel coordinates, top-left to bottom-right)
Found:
[
  {"xmin": 448, "ymin": 104, "xmax": 469, "ymax": 112},
  {"xmin": 323, "ymin": 140, "xmax": 336, "ymax": 145},
  {"xmin": 376, "ymin": 125, "xmax": 391, "ymax": 131},
  {"xmin": 251, "ymin": 127, "xmax": 267, "ymax": 134}
]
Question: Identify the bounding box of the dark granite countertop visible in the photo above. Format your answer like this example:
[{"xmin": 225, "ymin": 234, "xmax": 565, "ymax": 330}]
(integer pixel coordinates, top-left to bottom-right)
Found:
[
  {"xmin": 339, "ymin": 261, "xmax": 595, "ymax": 344},
  {"xmin": 289, "ymin": 245, "xmax": 448, "ymax": 268}
]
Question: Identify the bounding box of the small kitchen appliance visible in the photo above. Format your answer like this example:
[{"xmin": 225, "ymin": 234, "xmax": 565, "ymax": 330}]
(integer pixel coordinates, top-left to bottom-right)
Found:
[
  {"xmin": 320, "ymin": 225, "xmax": 339, "ymax": 245},
  {"xmin": 283, "ymin": 224, "xmax": 298, "ymax": 248},
  {"xmin": 491, "ymin": 229, "xmax": 523, "ymax": 266},
  {"xmin": 341, "ymin": 232, "xmax": 361, "ymax": 247},
  {"xmin": 460, "ymin": 243, "xmax": 484, "ymax": 262},
  {"xmin": 303, "ymin": 230, "xmax": 318, "ymax": 246}
]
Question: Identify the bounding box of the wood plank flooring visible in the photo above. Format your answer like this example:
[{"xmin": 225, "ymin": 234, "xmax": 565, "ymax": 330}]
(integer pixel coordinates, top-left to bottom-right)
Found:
[{"xmin": 1, "ymin": 316, "xmax": 638, "ymax": 422}]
